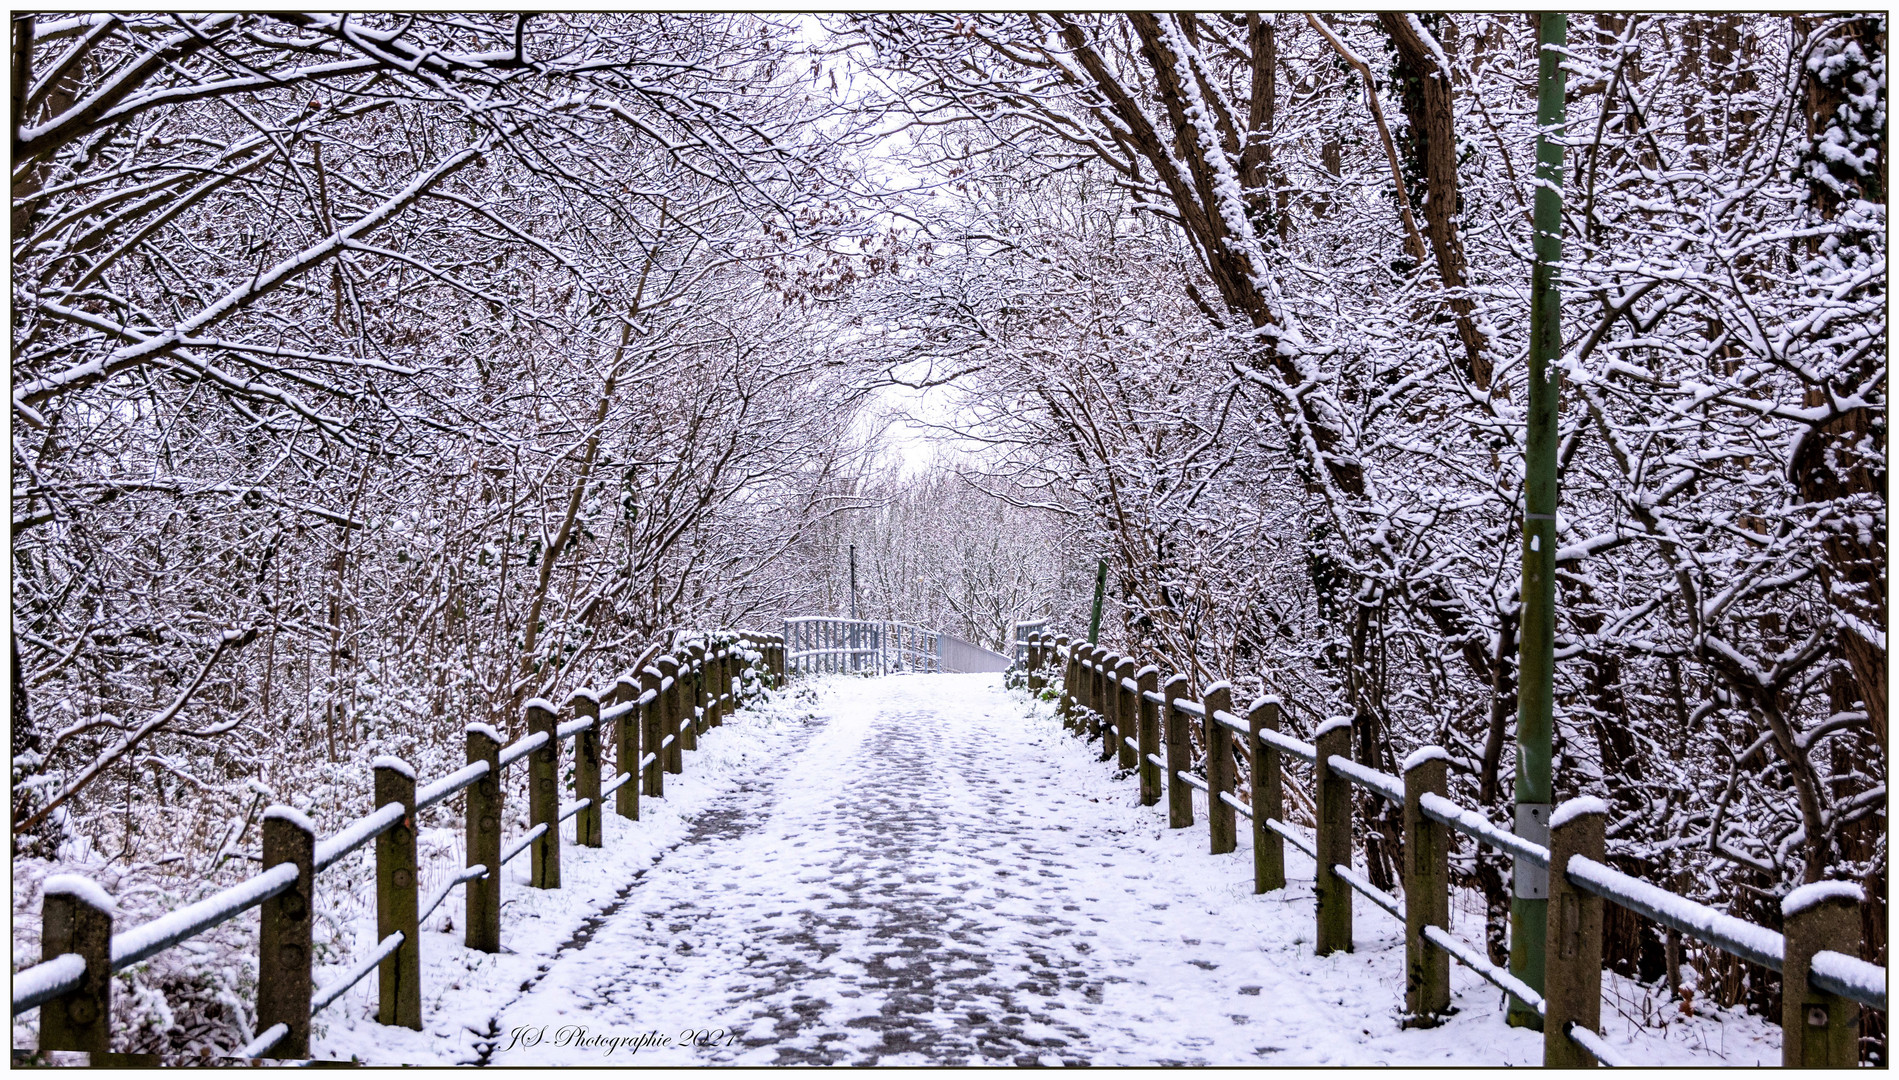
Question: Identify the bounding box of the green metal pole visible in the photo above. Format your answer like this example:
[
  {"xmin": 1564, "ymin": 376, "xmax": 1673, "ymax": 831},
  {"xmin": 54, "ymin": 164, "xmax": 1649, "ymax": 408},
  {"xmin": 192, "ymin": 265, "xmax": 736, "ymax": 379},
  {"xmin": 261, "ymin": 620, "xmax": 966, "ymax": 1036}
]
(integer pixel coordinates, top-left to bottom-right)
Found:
[
  {"xmin": 1087, "ymin": 558, "xmax": 1107, "ymax": 644},
  {"xmin": 1508, "ymin": 10, "xmax": 1566, "ymax": 1031}
]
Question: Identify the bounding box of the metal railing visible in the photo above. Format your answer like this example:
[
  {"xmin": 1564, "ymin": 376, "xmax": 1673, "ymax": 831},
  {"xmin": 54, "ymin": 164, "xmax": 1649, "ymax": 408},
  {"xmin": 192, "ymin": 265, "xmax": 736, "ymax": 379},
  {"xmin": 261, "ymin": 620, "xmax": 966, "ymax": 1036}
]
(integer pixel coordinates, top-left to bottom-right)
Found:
[
  {"xmin": 1025, "ymin": 631, "xmax": 1885, "ymax": 1069},
  {"xmin": 16, "ymin": 630, "xmax": 787, "ymax": 1062},
  {"xmin": 782, "ymin": 617, "xmax": 1016, "ymax": 677}
]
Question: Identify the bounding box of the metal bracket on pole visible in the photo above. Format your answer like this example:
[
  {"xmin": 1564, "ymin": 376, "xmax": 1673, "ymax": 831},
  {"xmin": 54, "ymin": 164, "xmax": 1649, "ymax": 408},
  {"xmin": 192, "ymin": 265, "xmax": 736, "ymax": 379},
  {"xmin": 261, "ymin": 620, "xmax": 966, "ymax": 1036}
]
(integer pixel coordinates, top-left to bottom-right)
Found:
[{"xmin": 1514, "ymin": 803, "xmax": 1551, "ymax": 899}]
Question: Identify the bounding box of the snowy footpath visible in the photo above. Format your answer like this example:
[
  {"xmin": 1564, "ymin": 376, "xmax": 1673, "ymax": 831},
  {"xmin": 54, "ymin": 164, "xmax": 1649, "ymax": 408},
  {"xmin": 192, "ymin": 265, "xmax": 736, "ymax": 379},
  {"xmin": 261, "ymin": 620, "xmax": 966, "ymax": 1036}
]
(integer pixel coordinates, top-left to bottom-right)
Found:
[{"xmin": 313, "ymin": 674, "xmax": 1776, "ymax": 1066}]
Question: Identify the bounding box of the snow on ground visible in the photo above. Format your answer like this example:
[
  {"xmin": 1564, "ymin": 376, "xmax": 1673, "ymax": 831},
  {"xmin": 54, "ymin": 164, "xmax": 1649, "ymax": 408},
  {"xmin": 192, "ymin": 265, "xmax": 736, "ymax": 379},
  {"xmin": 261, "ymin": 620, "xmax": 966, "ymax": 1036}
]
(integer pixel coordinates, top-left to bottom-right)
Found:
[{"xmin": 312, "ymin": 673, "xmax": 1781, "ymax": 1066}]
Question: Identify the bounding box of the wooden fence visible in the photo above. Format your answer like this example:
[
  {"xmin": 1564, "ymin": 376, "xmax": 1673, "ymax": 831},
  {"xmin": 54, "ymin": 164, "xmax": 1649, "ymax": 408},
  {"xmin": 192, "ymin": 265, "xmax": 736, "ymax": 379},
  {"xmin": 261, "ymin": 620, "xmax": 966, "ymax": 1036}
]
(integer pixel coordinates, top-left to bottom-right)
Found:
[
  {"xmin": 1024, "ymin": 632, "xmax": 1887, "ymax": 1068},
  {"xmin": 14, "ymin": 629, "xmax": 787, "ymax": 1062}
]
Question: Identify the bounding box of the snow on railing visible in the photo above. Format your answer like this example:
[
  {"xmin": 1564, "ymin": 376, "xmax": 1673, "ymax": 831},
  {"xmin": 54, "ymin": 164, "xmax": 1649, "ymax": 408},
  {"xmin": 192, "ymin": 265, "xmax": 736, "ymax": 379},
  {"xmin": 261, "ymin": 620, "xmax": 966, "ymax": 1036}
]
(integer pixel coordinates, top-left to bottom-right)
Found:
[
  {"xmin": 11, "ymin": 953, "xmax": 86, "ymax": 1016},
  {"xmin": 313, "ymin": 802, "xmax": 405, "ymax": 873},
  {"xmin": 415, "ymin": 759, "xmax": 489, "ymax": 813},
  {"xmin": 111, "ymin": 862, "xmax": 301, "ymax": 970},
  {"xmin": 1809, "ymin": 949, "xmax": 1887, "ymax": 1012},
  {"xmin": 1565, "ymin": 855, "xmax": 1783, "ymax": 973},
  {"xmin": 311, "ymin": 932, "xmax": 404, "ymax": 1016},
  {"xmin": 1325, "ymin": 754, "xmax": 1405, "ymax": 805}
]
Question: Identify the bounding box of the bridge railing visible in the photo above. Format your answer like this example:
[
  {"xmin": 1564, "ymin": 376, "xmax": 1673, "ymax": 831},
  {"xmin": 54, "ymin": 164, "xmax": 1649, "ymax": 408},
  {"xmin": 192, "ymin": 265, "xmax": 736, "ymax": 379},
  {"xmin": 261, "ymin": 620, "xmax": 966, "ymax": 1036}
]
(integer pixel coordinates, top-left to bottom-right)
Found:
[
  {"xmin": 14, "ymin": 629, "xmax": 787, "ymax": 1063},
  {"xmin": 782, "ymin": 616, "xmax": 1019, "ymax": 678},
  {"xmin": 1025, "ymin": 632, "xmax": 1885, "ymax": 1068}
]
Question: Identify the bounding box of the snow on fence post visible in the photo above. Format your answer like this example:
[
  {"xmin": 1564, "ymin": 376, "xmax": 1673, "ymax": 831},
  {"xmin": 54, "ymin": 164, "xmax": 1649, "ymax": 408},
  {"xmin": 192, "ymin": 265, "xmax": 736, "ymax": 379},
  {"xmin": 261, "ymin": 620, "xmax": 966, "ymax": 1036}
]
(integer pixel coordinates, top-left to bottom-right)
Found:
[
  {"xmin": 1162, "ymin": 674, "xmax": 1195, "ymax": 829},
  {"xmin": 1203, "ymin": 683, "xmax": 1237, "ymax": 856},
  {"xmin": 1248, "ymin": 697, "xmax": 1285, "ymax": 893},
  {"xmin": 525, "ymin": 700, "xmax": 561, "ymax": 889},
  {"xmin": 38, "ymin": 877, "xmax": 114, "ymax": 1055},
  {"xmin": 1115, "ymin": 658, "xmax": 1139, "ymax": 771},
  {"xmin": 1027, "ymin": 634, "xmax": 1046, "ymax": 693},
  {"xmin": 465, "ymin": 724, "xmax": 502, "ymax": 953},
  {"xmin": 1136, "ymin": 666, "xmax": 1161, "ymax": 807},
  {"xmin": 1402, "ymin": 747, "xmax": 1451, "ymax": 1027},
  {"xmin": 258, "ymin": 807, "xmax": 316, "ymax": 1058},
  {"xmin": 1781, "ymin": 882, "xmax": 1864, "ymax": 1067},
  {"xmin": 1542, "ymin": 796, "xmax": 1605, "ymax": 1065},
  {"xmin": 373, "ymin": 758, "xmax": 421, "ymax": 1030},
  {"xmin": 1313, "ymin": 718, "xmax": 1354, "ymax": 956},
  {"xmin": 570, "ymin": 690, "xmax": 603, "ymax": 848},
  {"xmin": 614, "ymin": 675, "xmax": 641, "ymax": 820},
  {"xmin": 657, "ymin": 656, "xmax": 684, "ymax": 775}
]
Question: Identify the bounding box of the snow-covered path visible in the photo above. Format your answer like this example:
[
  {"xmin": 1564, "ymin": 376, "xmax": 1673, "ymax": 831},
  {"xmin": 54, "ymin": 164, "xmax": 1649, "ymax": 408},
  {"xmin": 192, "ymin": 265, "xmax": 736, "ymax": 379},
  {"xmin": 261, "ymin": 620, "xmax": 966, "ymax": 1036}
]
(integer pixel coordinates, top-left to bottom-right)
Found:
[{"xmin": 315, "ymin": 674, "xmax": 1775, "ymax": 1066}]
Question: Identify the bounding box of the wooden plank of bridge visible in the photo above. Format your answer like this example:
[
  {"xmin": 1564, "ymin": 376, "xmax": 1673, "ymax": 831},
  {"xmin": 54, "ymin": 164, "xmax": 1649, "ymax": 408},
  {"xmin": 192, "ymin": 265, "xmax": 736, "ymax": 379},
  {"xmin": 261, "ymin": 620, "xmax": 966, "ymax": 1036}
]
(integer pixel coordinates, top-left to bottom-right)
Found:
[
  {"xmin": 1162, "ymin": 674, "xmax": 1193, "ymax": 829},
  {"xmin": 1203, "ymin": 682, "xmax": 1236, "ymax": 855},
  {"xmin": 259, "ymin": 808, "xmax": 315, "ymax": 1058},
  {"xmin": 569, "ymin": 690, "xmax": 603, "ymax": 847},
  {"xmin": 39, "ymin": 881, "xmax": 113, "ymax": 1055},
  {"xmin": 465, "ymin": 724, "xmax": 502, "ymax": 953},
  {"xmin": 1402, "ymin": 748, "xmax": 1450, "ymax": 1027},
  {"xmin": 1542, "ymin": 796, "xmax": 1603, "ymax": 1063},
  {"xmin": 1313, "ymin": 718, "xmax": 1353, "ymax": 956},
  {"xmin": 614, "ymin": 674, "xmax": 641, "ymax": 819},
  {"xmin": 526, "ymin": 700, "xmax": 561, "ymax": 889},
  {"xmin": 374, "ymin": 758, "xmax": 421, "ymax": 1029},
  {"xmin": 1248, "ymin": 697, "xmax": 1285, "ymax": 893}
]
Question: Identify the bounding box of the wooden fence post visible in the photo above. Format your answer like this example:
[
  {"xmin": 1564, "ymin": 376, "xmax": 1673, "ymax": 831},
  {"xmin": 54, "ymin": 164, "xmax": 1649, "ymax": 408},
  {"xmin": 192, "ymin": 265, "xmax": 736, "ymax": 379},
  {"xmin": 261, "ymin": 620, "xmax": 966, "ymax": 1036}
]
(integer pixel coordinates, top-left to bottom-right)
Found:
[
  {"xmin": 1027, "ymin": 634, "xmax": 1046, "ymax": 693},
  {"xmin": 1136, "ymin": 666, "xmax": 1160, "ymax": 806},
  {"xmin": 39, "ymin": 877, "xmax": 113, "ymax": 1055},
  {"xmin": 705, "ymin": 638, "xmax": 723, "ymax": 729},
  {"xmin": 1248, "ymin": 697, "xmax": 1285, "ymax": 893},
  {"xmin": 465, "ymin": 724, "xmax": 502, "ymax": 953},
  {"xmin": 1090, "ymin": 646, "xmax": 1109, "ymax": 742},
  {"xmin": 1543, "ymin": 796, "xmax": 1605, "ymax": 1063},
  {"xmin": 371, "ymin": 757, "xmax": 421, "ymax": 1029},
  {"xmin": 569, "ymin": 690, "xmax": 602, "ymax": 848},
  {"xmin": 641, "ymin": 665, "xmax": 667, "ymax": 793},
  {"xmin": 1203, "ymin": 682, "xmax": 1236, "ymax": 855},
  {"xmin": 1078, "ymin": 649, "xmax": 1096, "ymax": 737},
  {"xmin": 1057, "ymin": 635, "xmax": 1077, "ymax": 730},
  {"xmin": 657, "ymin": 656, "xmax": 684, "ymax": 775},
  {"xmin": 682, "ymin": 643, "xmax": 704, "ymax": 748},
  {"xmin": 1781, "ymin": 882, "xmax": 1864, "ymax": 1067},
  {"xmin": 1313, "ymin": 718, "xmax": 1353, "ymax": 956},
  {"xmin": 1109, "ymin": 652, "xmax": 1124, "ymax": 770},
  {"xmin": 1162, "ymin": 674, "xmax": 1194, "ymax": 829},
  {"xmin": 526, "ymin": 700, "xmax": 561, "ymax": 889},
  {"xmin": 1402, "ymin": 747, "xmax": 1451, "ymax": 1027},
  {"xmin": 258, "ymin": 807, "xmax": 315, "ymax": 1058},
  {"xmin": 1098, "ymin": 651, "xmax": 1119, "ymax": 761},
  {"xmin": 612, "ymin": 675, "xmax": 640, "ymax": 819}
]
